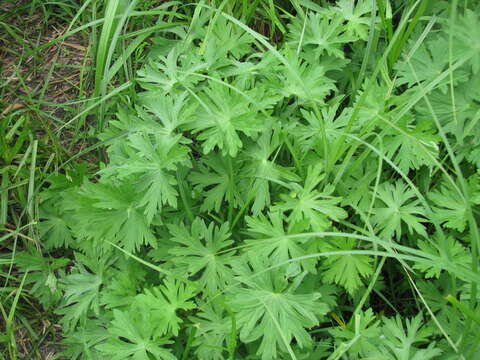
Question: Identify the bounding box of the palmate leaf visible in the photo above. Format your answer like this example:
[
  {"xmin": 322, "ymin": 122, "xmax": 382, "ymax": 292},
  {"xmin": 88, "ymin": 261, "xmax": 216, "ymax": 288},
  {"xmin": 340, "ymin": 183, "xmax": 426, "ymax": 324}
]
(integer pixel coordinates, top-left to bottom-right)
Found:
[
  {"xmin": 373, "ymin": 181, "xmax": 428, "ymax": 239},
  {"xmin": 96, "ymin": 309, "xmax": 176, "ymax": 360},
  {"xmin": 100, "ymin": 133, "xmax": 190, "ymax": 223},
  {"xmin": 451, "ymin": 8, "xmax": 480, "ymax": 73},
  {"xmin": 191, "ymin": 302, "xmax": 233, "ymax": 360},
  {"xmin": 429, "ymin": 181, "xmax": 473, "ymax": 232},
  {"xmin": 62, "ymin": 318, "xmax": 109, "ymax": 360},
  {"xmin": 241, "ymin": 129, "xmax": 300, "ymax": 215},
  {"xmin": 244, "ymin": 211, "xmax": 315, "ymax": 273},
  {"xmin": 190, "ymin": 152, "xmax": 244, "ymax": 212},
  {"xmin": 383, "ymin": 116, "xmax": 439, "ymax": 174},
  {"xmin": 56, "ymin": 253, "xmax": 110, "ymax": 332},
  {"xmin": 354, "ymin": 80, "xmax": 391, "ymax": 129},
  {"xmin": 292, "ymin": 101, "xmax": 349, "ymax": 154},
  {"xmin": 395, "ymin": 36, "xmax": 451, "ymax": 90},
  {"xmin": 380, "ymin": 315, "xmax": 442, "ymax": 360},
  {"xmin": 273, "ymin": 164, "xmax": 347, "ymax": 231},
  {"xmin": 333, "ymin": 0, "xmax": 373, "ymax": 41},
  {"xmin": 340, "ymin": 159, "xmax": 378, "ymax": 213},
  {"xmin": 168, "ymin": 218, "xmax": 235, "ymax": 296},
  {"xmin": 101, "ymin": 259, "xmax": 147, "ymax": 310},
  {"xmin": 275, "ymin": 49, "xmax": 337, "ymax": 103},
  {"xmin": 137, "ymin": 45, "xmax": 206, "ymax": 94},
  {"xmin": 38, "ymin": 167, "xmax": 85, "ymax": 249},
  {"xmin": 467, "ymin": 146, "xmax": 480, "ymax": 168},
  {"xmin": 139, "ymin": 91, "xmax": 196, "ymax": 141},
  {"xmin": 413, "ymin": 235, "xmax": 471, "ymax": 279},
  {"xmin": 64, "ymin": 181, "xmax": 156, "ymax": 253},
  {"xmin": 133, "ymin": 279, "xmax": 197, "ymax": 337},
  {"xmin": 228, "ymin": 254, "xmax": 328, "ymax": 360},
  {"xmin": 187, "ymin": 81, "xmax": 270, "ymax": 156},
  {"xmin": 329, "ymin": 309, "xmax": 381, "ymax": 358},
  {"xmin": 287, "ymin": 12, "xmax": 354, "ymax": 58},
  {"xmin": 200, "ymin": 15, "xmax": 255, "ymax": 67},
  {"xmin": 413, "ymin": 82, "xmax": 478, "ymax": 141},
  {"xmin": 320, "ymin": 238, "xmax": 373, "ymax": 295},
  {"xmin": 16, "ymin": 251, "xmax": 68, "ymax": 309},
  {"xmin": 38, "ymin": 201, "xmax": 73, "ymax": 249}
]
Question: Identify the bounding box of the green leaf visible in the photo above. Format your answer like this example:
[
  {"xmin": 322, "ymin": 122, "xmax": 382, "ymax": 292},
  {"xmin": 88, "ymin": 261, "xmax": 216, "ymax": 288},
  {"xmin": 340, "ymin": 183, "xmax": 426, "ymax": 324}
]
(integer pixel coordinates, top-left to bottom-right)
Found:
[
  {"xmin": 134, "ymin": 279, "xmax": 197, "ymax": 337},
  {"xmin": 139, "ymin": 91, "xmax": 196, "ymax": 142},
  {"xmin": 429, "ymin": 181, "xmax": 470, "ymax": 232},
  {"xmin": 137, "ymin": 46, "xmax": 206, "ymax": 93},
  {"xmin": 274, "ymin": 49, "xmax": 337, "ymax": 103},
  {"xmin": 101, "ymin": 132, "xmax": 190, "ymax": 223},
  {"xmin": 329, "ymin": 309, "xmax": 381, "ymax": 358},
  {"xmin": 190, "ymin": 152, "xmax": 244, "ymax": 212},
  {"xmin": 38, "ymin": 201, "xmax": 73, "ymax": 249},
  {"xmin": 96, "ymin": 309, "xmax": 177, "ymax": 360},
  {"xmin": 244, "ymin": 211, "xmax": 315, "ymax": 273},
  {"xmin": 191, "ymin": 302, "xmax": 233, "ymax": 360},
  {"xmin": 380, "ymin": 314, "xmax": 442, "ymax": 360},
  {"xmin": 395, "ymin": 36, "xmax": 451, "ymax": 89},
  {"xmin": 228, "ymin": 254, "xmax": 328, "ymax": 360},
  {"xmin": 187, "ymin": 81, "xmax": 269, "ymax": 156},
  {"xmin": 292, "ymin": 102, "xmax": 349, "ymax": 154},
  {"xmin": 373, "ymin": 181, "xmax": 427, "ymax": 239},
  {"xmin": 16, "ymin": 251, "xmax": 68, "ymax": 309},
  {"xmin": 241, "ymin": 129, "xmax": 300, "ymax": 215},
  {"xmin": 61, "ymin": 318, "xmax": 109, "ymax": 360},
  {"xmin": 273, "ymin": 164, "xmax": 347, "ymax": 231},
  {"xmin": 101, "ymin": 259, "xmax": 146, "ymax": 309},
  {"xmin": 320, "ymin": 238, "xmax": 373, "ymax": 295},
  {"xmin": 334, "ymin": 0, "xmax": 373, "ymax": 41},
  {"xmin": 56, "ymin": 254, "xmax": 107, "ymax": 332},
  {"xmin": 287, "ymin": 12, "xmax": 355, "ymax": 58},
  {"xmin": 413, "ymin": 234, "xmax": 471, "ymax": 279},
  {"xmin": 382, "ymin": 116, "xmax": 439, "ymax": 174},
  {"xmin": 64, "ymin": 181, "xmax": 156, "ymax": 252},
  {"xmin": 168, "ymin": 218, "xmax": 235, "ymax": 296}
]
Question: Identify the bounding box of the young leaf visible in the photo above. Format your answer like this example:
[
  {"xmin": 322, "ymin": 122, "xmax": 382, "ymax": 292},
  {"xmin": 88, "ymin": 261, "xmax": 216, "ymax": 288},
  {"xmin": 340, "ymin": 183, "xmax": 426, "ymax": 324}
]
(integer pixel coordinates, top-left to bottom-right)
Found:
[
  {"xmin": 329, "ymin": 309, "xmax": 381, "ymax": 358},
  {"xmin": 334, "ymin": 0, "xmax": 373, "ymax": 41},
  {"xmin": 56, "ymin": 254, "xmax": 107, "ymax": 332},
  {"xmin": 137, "ymin": 46, "xmax": 206, "ymax": 94},
  {"xmin": 16, "ymin": 251, "xmax": 68, "ymax": 309},
  {"xmin": 274, "ymin": 49, "xmax": 337, "ymax": 103},
  {"xmin": 100, "ymin": 132, "xmax": 190, "ymax": 223},
  {"xmin": 38, "ymin": 201, "xmax": 74, "ymax": 249}
]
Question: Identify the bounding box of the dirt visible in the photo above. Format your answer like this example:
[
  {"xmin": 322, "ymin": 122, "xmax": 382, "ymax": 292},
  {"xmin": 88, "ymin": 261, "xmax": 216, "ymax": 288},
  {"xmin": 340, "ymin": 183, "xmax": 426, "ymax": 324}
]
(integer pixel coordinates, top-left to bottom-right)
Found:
[
  {"xmin": 1, "ymin": 0, "xmax": 92, "ymax": 155},
  {"xmin": 0, "ymin": 2, "xmax": 91, "ymax": 358}
]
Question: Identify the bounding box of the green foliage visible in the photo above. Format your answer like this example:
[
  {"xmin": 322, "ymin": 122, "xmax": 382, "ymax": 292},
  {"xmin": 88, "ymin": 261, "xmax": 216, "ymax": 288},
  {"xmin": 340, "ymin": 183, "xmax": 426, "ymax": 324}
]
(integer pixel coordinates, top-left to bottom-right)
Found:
[
  {"xmin": 228, "ymin": 255, "xmax": 328, "ymax": 360},
  {"xmin": 4, "ymin": 1, "xmax": 480, "ymax": 359},
  {"xmin": 320, "ymin": 238, "xmax": 374, "ymax": 295},
  {"xmin": 96, "ymin": 309, "xmax": 176, "ymax": 360}
]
